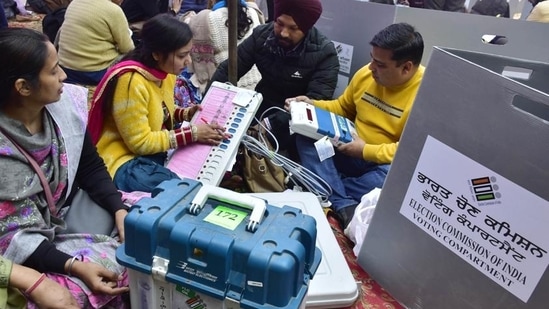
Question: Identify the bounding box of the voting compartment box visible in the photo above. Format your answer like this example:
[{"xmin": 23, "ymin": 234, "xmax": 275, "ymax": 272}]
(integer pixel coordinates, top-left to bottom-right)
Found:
[
  {"xmin": 116, "ymin": 178, "xmax": 321, "ymax": 309},
  {"xmin": 316, "ymin": 0, "xmax": 549, "ymax": 97},
  {"xmin": 358, "ymin": 47, "xmax": 549, "ymax": 309}
]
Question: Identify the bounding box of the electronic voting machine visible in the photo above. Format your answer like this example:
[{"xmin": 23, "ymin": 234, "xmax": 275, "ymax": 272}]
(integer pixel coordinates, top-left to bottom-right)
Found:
[
  {"xmin": 167, "ymin": 82, "xmax": 261, "ymax": 186},
  {"xmin": 289, "ymin": 101, "xmax": 356, "ymax": 145}
]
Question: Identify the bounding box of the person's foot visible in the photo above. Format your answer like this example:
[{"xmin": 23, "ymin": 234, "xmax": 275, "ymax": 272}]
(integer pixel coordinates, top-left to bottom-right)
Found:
[
  {"xmin": 15, "ymin": 14, "xmax": 41, "ymax": 22},
  {"xmin": 335, "ymin": 204, "xmax": 358, "ymax": 229}
]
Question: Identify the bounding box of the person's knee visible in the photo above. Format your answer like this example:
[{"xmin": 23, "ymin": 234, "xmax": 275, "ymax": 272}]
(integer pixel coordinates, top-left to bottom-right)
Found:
[
  {"xmin": 114, "ymin": 158, "xmax": 180, "ymax": 192},
  {"xmin": 366, "ymin": 166, "xmax": 389, "ymax": 189}
]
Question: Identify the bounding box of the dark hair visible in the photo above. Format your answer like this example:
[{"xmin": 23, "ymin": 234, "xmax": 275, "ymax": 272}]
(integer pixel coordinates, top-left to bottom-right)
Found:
[
  {"xmin": 0, "ymin": 28, "xmax": 50, "ymax": 107},
  {"xmin": 123, "ymin": 14, "xmax": 193, "ymax": 66},
  {"xmin": 101, "ymin": 15, "xmax": 193, "ymax": 114},
  {"xmin": 369, "ymin": 23, "xmax": 424, "ymax": 66},
  {"xmin": 223, "ymin": 2, "xmax": 253, "ymax": 40},
  {"xmin": 530, "ymin": 0, "xmax": 546, "ymax": 7}
]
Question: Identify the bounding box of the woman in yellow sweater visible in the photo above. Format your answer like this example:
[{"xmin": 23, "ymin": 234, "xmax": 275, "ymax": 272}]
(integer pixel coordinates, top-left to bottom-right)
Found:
[{"xmin": 88, "ymin": 14, "xmax": 228, "ymax": 193}]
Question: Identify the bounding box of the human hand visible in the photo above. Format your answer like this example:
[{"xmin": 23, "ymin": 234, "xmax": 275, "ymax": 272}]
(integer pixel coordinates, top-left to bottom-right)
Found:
[
  {"xmin": 194, "ymin": 123, "xmax": 230, "ymax": 145},
  {"xmin": 171, "ymin": 0, "xmax": 182, "ymax": 13},
  {"xmin": 186, "ymin": 105, "xmax": 202, "ymax": 121},
  {"xmin": 284, "ymin": 95, "xmax": 312, "ymax": 111},
  {"xmin": 71, "ymin": 261, "xmax": 129, "ymax": 296},
  {"xmin": 30, "ymin": 276, "xmax": 80, "ymax": 309},
  {"xmin": 114, "ymin": 209, "xmax": 128, "ymax": 243},
  {"xmin": 11, "ymin": 262, "xmax": 80, "ymax": 309},
  {"xmin": 337, "ymin": 133, "xmax": 365, "ymax": 159}
]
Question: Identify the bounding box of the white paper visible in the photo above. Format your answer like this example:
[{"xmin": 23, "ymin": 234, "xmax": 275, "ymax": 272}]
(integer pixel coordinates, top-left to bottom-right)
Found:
[{"xmin": 399, "ymin": 135, "xmax": 549, "ymax": 302}]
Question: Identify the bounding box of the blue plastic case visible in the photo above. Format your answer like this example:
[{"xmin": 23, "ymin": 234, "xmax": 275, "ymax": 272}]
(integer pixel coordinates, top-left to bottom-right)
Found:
[
  {"xmin": 117, "ymin": 178, "xmax": 321, "ymax": 309},
  {"xmin": 313, "ymin": 106, "xmax": 356, "ymax": 144}
]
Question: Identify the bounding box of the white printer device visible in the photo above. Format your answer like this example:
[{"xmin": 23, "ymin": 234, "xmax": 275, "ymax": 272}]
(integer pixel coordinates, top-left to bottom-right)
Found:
[{"xmin": 289, "ymin": 101, "xmax": 356, "ymax": 145}]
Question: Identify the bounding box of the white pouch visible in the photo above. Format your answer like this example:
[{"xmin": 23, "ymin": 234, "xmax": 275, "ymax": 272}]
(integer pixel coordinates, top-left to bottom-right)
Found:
[{"xmin": 344, "ymin": 187, "xmax": 382, "ymax": 256}]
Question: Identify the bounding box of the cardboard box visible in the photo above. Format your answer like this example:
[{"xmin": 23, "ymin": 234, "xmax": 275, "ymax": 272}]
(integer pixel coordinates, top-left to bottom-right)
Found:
[
  {"xmin": 117, "ymin": 179, "xmax": 321, "ymax": 309},
  {"xmin": 358, "ymin": 47, "xmax": 549, "ymax": 308}
]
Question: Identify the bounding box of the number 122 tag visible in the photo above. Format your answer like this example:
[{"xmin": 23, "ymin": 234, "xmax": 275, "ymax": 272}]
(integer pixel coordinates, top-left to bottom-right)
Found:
[{"xmin": 204, "ymin": 205, "xmax": 248, "ymax": 230}]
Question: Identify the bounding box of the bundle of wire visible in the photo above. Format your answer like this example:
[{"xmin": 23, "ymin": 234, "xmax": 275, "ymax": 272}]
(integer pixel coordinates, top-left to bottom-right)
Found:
[{"xmin": 240, "ymin": 113, "xmax": 333, "ymax": 204}]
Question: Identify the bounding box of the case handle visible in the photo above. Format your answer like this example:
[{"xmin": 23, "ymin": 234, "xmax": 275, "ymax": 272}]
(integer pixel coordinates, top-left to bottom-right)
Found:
[{"xmin": 189, "ymin": 184, "xmax": 267, "ymax": 232}]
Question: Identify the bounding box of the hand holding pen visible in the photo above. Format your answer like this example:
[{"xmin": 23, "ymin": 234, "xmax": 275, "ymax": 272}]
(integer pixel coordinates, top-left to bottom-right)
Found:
[{"xmin": 193, "ymin": 117, "xmax": 231, "ymax": 145}]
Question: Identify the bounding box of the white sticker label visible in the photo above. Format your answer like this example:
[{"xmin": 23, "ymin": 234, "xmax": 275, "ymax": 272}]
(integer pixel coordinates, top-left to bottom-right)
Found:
[
  {"xmin": 247, "ymin": 281, "xmax": 264, "ymax": 287},
  {"xmin": 399, "ymin": 135, "xmax": 549, "ymax": 302},
  {"xmin": 314, "ymin": 136, "xmax": 335, "ymax": 162}
]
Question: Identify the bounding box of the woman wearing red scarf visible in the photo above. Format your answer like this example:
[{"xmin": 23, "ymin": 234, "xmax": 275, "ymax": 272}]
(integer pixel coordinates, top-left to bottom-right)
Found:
[{"xmin": 88, "ymin": 14, "xmax": 228, "ymax": 193}]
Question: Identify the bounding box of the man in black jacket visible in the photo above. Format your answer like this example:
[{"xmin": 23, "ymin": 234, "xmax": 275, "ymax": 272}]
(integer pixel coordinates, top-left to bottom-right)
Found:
[
  {"xmin": 0, "ymin": 6, "xmax": 7, "ymax": 28},
  {"xmin": 211, "ymin": 0, "xmax": 339, "ymax": 152},
  {"xmin": 424, "ymin": 0, "xmax": 466, "ymax": 11}
]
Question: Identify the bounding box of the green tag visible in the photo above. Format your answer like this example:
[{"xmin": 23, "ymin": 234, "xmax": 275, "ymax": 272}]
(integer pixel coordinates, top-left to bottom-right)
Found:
[
  {"xmin": 175, "ymin": 285, "xmax": 196, "ymax": 297},
  {"xmin": 204, "ymin": 205, "xmax": 248, "ymax": 230}
]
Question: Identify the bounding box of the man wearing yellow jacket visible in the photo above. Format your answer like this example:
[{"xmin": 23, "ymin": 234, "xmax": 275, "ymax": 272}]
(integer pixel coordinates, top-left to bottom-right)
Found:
[{"xmin": 287, "ymin": 23, "xmax": 425, "ymax": 229}]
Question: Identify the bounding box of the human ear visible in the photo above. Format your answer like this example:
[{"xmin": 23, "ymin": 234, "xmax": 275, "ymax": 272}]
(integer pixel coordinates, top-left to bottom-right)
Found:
[
  {"xmin": 402, "ymin": 61, "xmax": 413, "ymax": 74},
  {"xmin": 14, "ymin": 79, "xmax": 31, "ymax": 96}
]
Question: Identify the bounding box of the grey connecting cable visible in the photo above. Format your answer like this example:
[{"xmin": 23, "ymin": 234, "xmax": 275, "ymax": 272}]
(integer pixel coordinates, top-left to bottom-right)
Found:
[{"xmin": 239, "ymin": 107, "xmax": 333, "ymax": 204}]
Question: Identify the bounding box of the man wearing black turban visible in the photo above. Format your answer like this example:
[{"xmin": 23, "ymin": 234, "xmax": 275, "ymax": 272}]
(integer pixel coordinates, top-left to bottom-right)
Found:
[{"xmin": 211, "ymin": 0, "xmax": 339, "ymax": 155}]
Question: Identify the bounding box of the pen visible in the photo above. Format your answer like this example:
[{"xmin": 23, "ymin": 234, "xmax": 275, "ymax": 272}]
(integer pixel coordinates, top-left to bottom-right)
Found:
[{"xmin": 201, "ymin": 117, "xmax": 229, "ymax": 137}]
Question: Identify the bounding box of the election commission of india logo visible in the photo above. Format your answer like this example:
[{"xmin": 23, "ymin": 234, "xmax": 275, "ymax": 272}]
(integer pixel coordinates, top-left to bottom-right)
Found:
[{"xmin": 469, "ymin": 176, "xmax": 501, "ymax": 206}]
